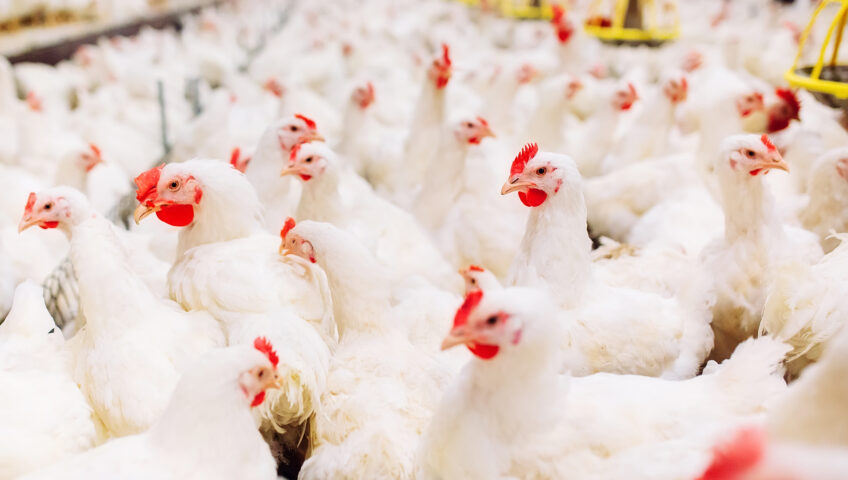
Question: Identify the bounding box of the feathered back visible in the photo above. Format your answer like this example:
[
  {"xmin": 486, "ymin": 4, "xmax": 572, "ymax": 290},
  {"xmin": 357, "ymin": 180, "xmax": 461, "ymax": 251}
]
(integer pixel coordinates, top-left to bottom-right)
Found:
[{"xmin": 0, "ymin": 281, "xmax": 58, "ymax": 339}]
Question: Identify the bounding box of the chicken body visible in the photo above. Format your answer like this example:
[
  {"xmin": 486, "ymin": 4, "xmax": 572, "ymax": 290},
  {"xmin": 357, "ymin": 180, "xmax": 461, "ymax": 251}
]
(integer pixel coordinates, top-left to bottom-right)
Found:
[
  {"xmin": 19, "ymin": 345, "xmax": 280, "ymax": 480},
  {"xmin": 0, "ymin": 282, "xmax": 99, "ymax": 479},
  {"xmin": 418, "ymin": 287, "xmax": 788, "ymax": 480}
]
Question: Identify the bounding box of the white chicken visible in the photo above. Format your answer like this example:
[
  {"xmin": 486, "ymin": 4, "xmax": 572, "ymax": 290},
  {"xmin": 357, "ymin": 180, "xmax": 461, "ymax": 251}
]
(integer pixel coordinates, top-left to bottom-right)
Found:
[
  {"xmin": 418, "ymin": 287, "xmax": 788, "ymax": 480},
  {"xmin": 19, "ymin": 340, "xmax": 283, "ymax": 480},
  {"xmin": 503, "ymin": 144, "xmax": 713, "ymax": 378},
  {"xmin": 0, "ymin": 281, "xmax": 99, "ymax": 479},
  {"xmin": 20, "ymin": 187, "xmax": 224, "ymax": 437},
  {"xmin": 284, "ymin": 141, "xmax": 461, "ymax": 289},
  {"xmin": 701, "ymin": 134, "xmax": 823, "ymax": 360},
  {"xmin": 280, "ymin": 219, "xmax": 458, "ymax": 479}
]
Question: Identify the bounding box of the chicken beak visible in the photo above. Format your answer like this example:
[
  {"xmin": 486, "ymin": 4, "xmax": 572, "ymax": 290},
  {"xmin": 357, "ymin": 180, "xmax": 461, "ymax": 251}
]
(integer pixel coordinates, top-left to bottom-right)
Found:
[
  {"xmin": 441, "ymin": 326, "xmax": 470, "ymax": 351},
  {"xmin": 481, "ymin": 126, "xmax": 496, "ymax": 139},
  {"xmin": 268, "ymin": 370, "xmax": 283, "ymax": 390},
  {"xmin": 500, "ymin": 178, "xmax": 535, "ymax": 195},
  {"xmin": 17, "ymin": 216, "xmax": 38, "ymax": 233},
  {"xmin": 133, "ymin": 203, "xmax": 160, "ymax": 224},
  {"xmin": 301, "ymin": 132, "xmax": 325, "ymax": 143},
  {"xmin": 280, "ymin": 165, "xmax": 299, "ymax": 177},
  {"xmin": 278, "ymin": 243, "xmax": 290, "ymax": 256},
  {"xmin": 753, "ymin": 153, "xmax": 790, "ymax": 174}
]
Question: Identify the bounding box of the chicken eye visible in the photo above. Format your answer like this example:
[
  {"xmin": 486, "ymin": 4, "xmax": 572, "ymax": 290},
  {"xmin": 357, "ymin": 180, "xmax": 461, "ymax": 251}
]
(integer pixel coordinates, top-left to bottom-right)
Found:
[
  {"xmin": 486, "ymin": 316, "xmax": 498, "ymax": 326},
  {"xmin": 465, "ymin": 122, "xmax": 473, "ymax": 128},
  {"xmin": 289, "ymin": 126, "xmax": 299, "ymax": 132},
  {"xmin": 745, "ymin": 150, "xmax": 755, "ymax": 158},
  {"xmin": 305, "ymin": 157, "xmax": 313, "ymax": 163},
  {"xmin": 258, "ymin": 370, "xmax": 264, "ymax": 378},
  {"xmin": 169, "ymin": 180, "xmax": 180, "ymax": 191},
  {"xmin": 536, "ymin": 167, "xmax": 547, "ymax": 175},
  {"xmin": 470, "ymin": 278, "xmax": 477, "ymax": 285},
  {"xmin": 43, "ymin": 203, "xmax": 52, "ymax": 210}
]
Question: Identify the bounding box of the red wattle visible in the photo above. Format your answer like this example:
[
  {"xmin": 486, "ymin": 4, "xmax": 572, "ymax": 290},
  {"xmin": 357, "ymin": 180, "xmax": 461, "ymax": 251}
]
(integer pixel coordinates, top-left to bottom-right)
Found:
[
  {"xmin": 156, "ymin": 204, "xmax": 195, "ymax": 227},
  {"xmin": 468, "ymin": 343, "xmax": 500, "ymax": 360},
  {"xmin": 39, "ymin": 221, "xmax": 59, "ymax": 229},
  {"xmin": 749, "ymin": 169, "xmax": 762, "ymax": 176},
  {"xmin": 250, "ymin": 391, "xmax": 266, "ymax": 407},
  {"xmin": 518, "ymin": 188, "xmax": 548, "ymax": 207},
  {"xmin": 299, "ymin": 174, "xmax": 312, "ymax": 181}
]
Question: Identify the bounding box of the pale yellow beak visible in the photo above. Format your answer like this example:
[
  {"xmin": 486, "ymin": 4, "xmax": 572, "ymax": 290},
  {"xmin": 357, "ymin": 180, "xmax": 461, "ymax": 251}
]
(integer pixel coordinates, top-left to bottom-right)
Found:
[
  {"xmin": 280, "ymin": 165, "xmax": 300, "ymax": 177},
  {"xmin": 753, "ymin": 153, "xmax": 790, "ymax": 174},
  {"xmin": 300, "ymin": 132, "xmax": 325, "ymax": 143},
  {"xmin": 500, "ymin": 179, "xmax": 535, "ymax": 195},
  {"xmin": 480, "ymin": 126, "xmax": 496, "ymax": 139},
  {"xmin": 133, "ymin": 203, "xmax": 160, "ymax": 224},
  {"xmin": 440, "ymin": 327, "xmax": 469, "ymax": 351},
  {"xmin": 17, "ymin": 216, "xmax": 38, "ymax": 233}
]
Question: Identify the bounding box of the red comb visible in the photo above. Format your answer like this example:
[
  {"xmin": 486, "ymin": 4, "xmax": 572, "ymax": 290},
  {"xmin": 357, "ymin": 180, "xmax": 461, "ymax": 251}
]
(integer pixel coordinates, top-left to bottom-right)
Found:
[
  {"xmin": 440, "ymin": 43, "xmax": 451, "ymax": 68},
  {"xmin": 280, "ymin": 217, "xmax": 296, "ymax": 241},
  {"xmin": 289, "ymin": 142, "xmax": 303, "ymax": 163},
  {"xmin": 761, "ymin": 134, "xmax": 777, "ymax": 153},
  {"xmin": 477, "ymin": 116, "xmax": 489, "ymax": 127},
  {"xmin": 468, "ymin": 265, "xmax": 484, "ymax": 272},
  {"xmin": 775, "ymin": 87, "xmax": 800, "ymax": 117},
  {"xmin": 696, "ymin": 427, "xmax": 765, "ymax": 480},
  {"xmin": 24, "ymin": 192, "xmax": 36, "ymax": 215},
  {"xmin": 510, "ymin": 142, "xmax": 539, "ymax": 176},
  {"xmin": 253, "ymin": 337, "xmax": 279, "ymax": 368},
  {"xmin": 294, "ymin": 114, "xmax": 317, "ymax": 130},
  {"xmin": 551, "ymin": 4, "xmax": 565, "ymax": 22},
  {"xmin": 453, "ymin": 291, "xmax": 483, "ymax": 329},
  {"xmin": 229, "ymin": 147, "xmax": 241, "ymax": 167},
  {"xmin": 89, "ymin": 143, "xmax": 102, "ymax": 158},
  {"xmin": 628, "ymin": 82, "xmax": 638, "ymax": 99},
  {"xmin": 134, "ymin": 164, "xmax": 165, "ymax": 205},
  {"xmin": 263, "ymin": 78, "xmax": 284, "ymax": 98}
]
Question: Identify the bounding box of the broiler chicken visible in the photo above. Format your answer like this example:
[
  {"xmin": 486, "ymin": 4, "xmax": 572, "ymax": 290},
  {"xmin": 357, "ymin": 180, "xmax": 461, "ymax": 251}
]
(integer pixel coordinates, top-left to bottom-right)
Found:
[
  {"xmin": 20, "ymin": 187, "xmax": 224, "ymax": 437},
  {"xmin": 0, "ymin": 281, "xmax": 99, "ymax": 479},
  {"xmin": 503, "ymin": 144, "xmax": 713, "ymax": 378},
  {"xmin": 19, "ymin": 339, "xmax": 283, "ymax": 480},
  {"xmin": 701, "ymin": 134, "xmax": 822, "ymax": 360},
  {"xmin": 279, "ymin": 219, "xmax": 459, "ymax": 479},
  {"xmin": 418, "ymin": 287, "xmax": 788, "ymax": 480},
  {"xmin": 284, "ymin": 141, "xmax": 461, "ymax": 290}
]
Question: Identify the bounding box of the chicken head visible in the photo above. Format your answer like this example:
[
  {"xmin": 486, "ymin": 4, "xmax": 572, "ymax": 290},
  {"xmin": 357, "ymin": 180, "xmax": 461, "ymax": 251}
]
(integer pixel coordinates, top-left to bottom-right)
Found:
[
  {"xmin": 18, "ymin": 187, "xmax": 90, "ymax": 233},
  {"xmin": 501, "ymin": 143, "xmax": 571, "ymax": 207},
  {"xmin": 278, "ymin": 217, "xmax": 316, "ymax": 263},
  {"xmin": 133, "ymin": 164, "xmax": 203, "ymax": 226},
  {"xmin": 454, "ymin": 116, "xmax": 495, "ymax": 145},
  {"xmin": 766, "ymin": 88, "xmax": 801, "ymax": 133},
  {"xmin": 351, "ymin": 82, "xmax": 375, "ymax": 110},
  {"xmin": 721, "ymin": 134, "xmax": 789, "ymax": 177}
]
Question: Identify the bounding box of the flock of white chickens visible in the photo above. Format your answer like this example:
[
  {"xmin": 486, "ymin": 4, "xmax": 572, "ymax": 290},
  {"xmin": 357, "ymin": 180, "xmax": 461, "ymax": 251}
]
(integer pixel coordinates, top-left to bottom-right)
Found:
[{"xmin": 2, "ymin": 0, "xmax": 848, "ymax": 478}]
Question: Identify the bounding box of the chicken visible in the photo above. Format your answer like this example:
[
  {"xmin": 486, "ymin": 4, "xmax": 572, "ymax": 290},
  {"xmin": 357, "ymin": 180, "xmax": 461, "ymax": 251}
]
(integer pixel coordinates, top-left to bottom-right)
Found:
[
  {"xmin": 0, "ymin": 281, "xmax": 99, "ymax": 479},
  {"xmin": 502, "ymin": 144, "xmax": 713, "ymax": 378},
  {"xmin": 604, "ymin": 70, "xmax": 689, "ymax": 172},
  {"xmin": 284, "ymin": 141, "xmax": 461, "ymax": 290},
  {"xmin": 566, "ymin": 81, "xmax": 640, "ymax": 178},
  {"xmin": 701, "ymin": 134, "xmax": 822, "ymax": 360},
  {"xmin": 370, "ymin": 44, "xmax": 453, "ymax": 205},
  {"xmin": 417, "ymin": 287, "xmax": 788, "ymax": 480},
  {"xmin": 20, "ymin": 187, "xmax": 224, "ymax": 436},
  {"xmin": 244, "ymin": 113, "xmax": 326, "ymax": 232},
  {"xmin": 279, "ymin": 219, "xmax": 458, "ymax": 479},
  {"xmin": 799, "ymin": 147, "xmax": 848, "ymax": 253},
  {"xmin": 19, "ymin": 339, "xmax": 283, "ymax": 480},
  {"xmin": 132, "ymin": 160, "xmax": 332, "ymax": 468}
]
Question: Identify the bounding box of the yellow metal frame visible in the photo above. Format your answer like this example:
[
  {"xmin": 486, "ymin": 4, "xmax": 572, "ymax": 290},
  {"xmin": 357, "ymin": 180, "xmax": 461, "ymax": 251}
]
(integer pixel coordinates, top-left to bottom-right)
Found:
[
  {"xmin": 785, "ymin": 0, "xmax": 848, "ymax": 99},
  {"xmin": 499, "ymin": 0, "xmax": 557, "ymax": 19},
  {"xmin": 582, "ymin": 0, "xmax": 679, "ymax": 43}
]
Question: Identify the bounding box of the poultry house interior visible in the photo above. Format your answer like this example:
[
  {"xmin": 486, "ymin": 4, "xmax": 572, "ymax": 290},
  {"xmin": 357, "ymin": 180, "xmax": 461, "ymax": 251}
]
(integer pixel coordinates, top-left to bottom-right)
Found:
[{"xmin": 2, "ymin": 0, "xmax": 848, "ymax": 479}]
